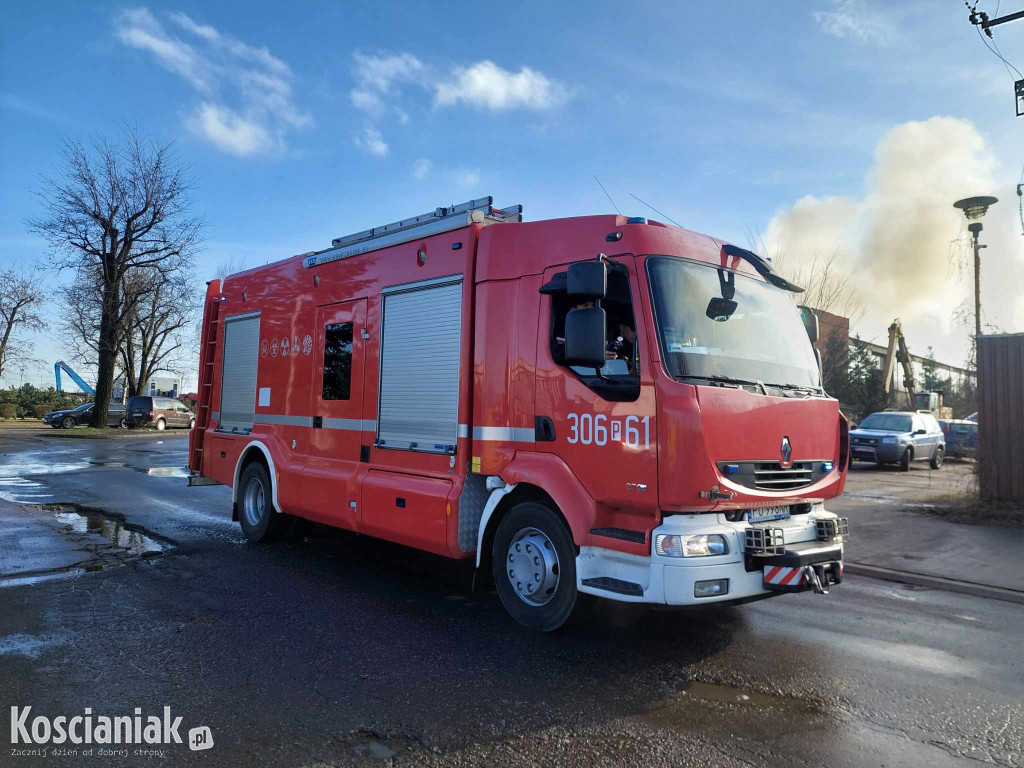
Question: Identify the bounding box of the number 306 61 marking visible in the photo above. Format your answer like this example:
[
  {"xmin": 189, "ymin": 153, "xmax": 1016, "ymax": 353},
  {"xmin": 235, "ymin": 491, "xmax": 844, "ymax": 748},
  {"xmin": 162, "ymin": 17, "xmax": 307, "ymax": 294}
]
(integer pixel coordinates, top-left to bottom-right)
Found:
[{"xmin": 566, "ymin": 413, "xmax": 650, "ymax": 449}]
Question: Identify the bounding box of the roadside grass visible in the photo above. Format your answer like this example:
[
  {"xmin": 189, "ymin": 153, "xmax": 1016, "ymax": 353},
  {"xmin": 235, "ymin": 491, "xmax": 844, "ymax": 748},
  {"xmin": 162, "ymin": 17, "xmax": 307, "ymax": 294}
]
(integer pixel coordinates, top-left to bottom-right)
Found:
[
  {"xmin": 0, "ymin": 419, "xmax": 46, "ymax": 429},
  {"xmin": 911, "ymin": 492, "xmax": 1024, "ymax": 528}
]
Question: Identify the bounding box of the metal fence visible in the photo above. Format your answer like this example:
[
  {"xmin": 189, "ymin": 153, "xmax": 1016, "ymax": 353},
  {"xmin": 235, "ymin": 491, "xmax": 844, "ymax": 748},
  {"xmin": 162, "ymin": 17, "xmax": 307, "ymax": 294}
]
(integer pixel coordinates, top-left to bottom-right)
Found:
[{"xmin": 977, "ymin": 332, "xmax": 1024, "ymax": 502}]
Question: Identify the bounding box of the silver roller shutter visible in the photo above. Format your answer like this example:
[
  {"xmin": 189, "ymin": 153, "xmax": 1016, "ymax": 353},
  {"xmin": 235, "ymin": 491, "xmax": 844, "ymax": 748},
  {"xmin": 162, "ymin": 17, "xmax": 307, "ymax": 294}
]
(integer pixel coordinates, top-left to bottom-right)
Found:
[
  {"xmin": 377, "ymin": 278, "xmax": 462, "ymax": 452},
  {"xmin": 219, "ymin": 313, "xmax": 260, "ymax": 432}
]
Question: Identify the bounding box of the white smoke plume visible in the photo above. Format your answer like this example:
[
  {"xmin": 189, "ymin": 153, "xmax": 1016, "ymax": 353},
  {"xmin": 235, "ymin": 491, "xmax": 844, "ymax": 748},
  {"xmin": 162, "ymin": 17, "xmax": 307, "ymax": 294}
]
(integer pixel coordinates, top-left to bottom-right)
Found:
[{"xmin": 762, "ymin": 116, "xmax": 1024, "ymax": 364}]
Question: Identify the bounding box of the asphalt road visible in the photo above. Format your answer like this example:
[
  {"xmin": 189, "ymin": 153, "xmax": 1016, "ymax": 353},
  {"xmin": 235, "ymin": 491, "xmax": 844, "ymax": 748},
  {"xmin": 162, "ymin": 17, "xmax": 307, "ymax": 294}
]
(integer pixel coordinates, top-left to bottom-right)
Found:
[{"xmin": 1, "ymin": 434, "xmax": 1021, "ymax": 767}]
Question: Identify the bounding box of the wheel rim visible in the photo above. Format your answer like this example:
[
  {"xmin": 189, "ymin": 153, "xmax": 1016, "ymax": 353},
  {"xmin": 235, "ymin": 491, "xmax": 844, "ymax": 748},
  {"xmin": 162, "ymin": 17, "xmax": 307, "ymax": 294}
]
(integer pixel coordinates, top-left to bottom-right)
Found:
[
  {"xmin": 935, "ymin": 449, "xmax": 943, "ymax": 466},
  {"xmin": 63, "ymin": 418, "xmax": 74, "ymax": 428},
  {"xmin": 506, "ymin": 527, "xmax": 560, "ymax": 606},
  {"xmin": 157, "ymin": 420, "xmax": 165, "ymax": 430},
  {"xmin": 243, "ymin": 476, "xmax": 265, "ymax": 527}
]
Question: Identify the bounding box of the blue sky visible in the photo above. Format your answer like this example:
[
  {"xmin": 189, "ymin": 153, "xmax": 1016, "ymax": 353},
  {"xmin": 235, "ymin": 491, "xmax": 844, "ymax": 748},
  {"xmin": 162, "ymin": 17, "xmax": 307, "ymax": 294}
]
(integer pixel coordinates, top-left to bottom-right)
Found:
[{"xmin": 2, "ymin": 0, "xmax": 1023, "ymax": 390}]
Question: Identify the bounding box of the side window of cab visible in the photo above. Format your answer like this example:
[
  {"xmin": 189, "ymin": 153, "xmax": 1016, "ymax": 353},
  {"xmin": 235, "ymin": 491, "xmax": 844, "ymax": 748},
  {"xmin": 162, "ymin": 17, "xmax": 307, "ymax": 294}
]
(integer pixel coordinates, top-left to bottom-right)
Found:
[{"xmin": 540, "ymin": 261, "xmax": 640, "ymax": 403}]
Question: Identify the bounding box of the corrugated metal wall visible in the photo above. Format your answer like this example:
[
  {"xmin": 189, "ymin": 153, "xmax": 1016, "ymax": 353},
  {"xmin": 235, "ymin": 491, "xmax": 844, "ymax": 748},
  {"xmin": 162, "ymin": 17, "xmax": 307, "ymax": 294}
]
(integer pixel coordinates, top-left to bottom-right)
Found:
[{"xmin": 977, "ymin": 333, "xmax": 1024, "ymax": 501}]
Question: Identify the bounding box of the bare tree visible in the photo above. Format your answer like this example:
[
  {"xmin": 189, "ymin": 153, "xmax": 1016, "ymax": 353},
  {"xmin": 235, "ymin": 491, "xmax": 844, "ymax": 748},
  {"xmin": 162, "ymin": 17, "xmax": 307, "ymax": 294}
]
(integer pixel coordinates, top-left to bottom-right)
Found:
[
  {"xmin": 0, "ymin": 267, "xmax": 47, "ymax": 382},
  {"xmin": 121, "ymin": 267, "xmax": 200, "ymax": 398},
  {"xmin": 29, "ymin": 130, "xmax": 202, "ymax": 427}
]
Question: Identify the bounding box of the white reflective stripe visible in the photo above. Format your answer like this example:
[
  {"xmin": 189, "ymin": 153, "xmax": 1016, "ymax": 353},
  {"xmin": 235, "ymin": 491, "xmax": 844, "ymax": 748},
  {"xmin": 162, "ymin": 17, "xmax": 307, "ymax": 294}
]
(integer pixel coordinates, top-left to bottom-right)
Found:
[
  {"xmin": 255, "ymin": 414, "xmax": 314, "ymax": 427},
  {"xmin": 472, "ymin": 426, "xmax": 535, "ymax": 442},
  {"xmin": 457, "ymin": 424, "xmax": 469, "ymax": 438},
  {"xmin": 252, "ymin": 415, "xmax": 377, "ymax": 431},
  {"xmin": 322, "ymin": 417, "xmax": 377, "ymax": 431}
]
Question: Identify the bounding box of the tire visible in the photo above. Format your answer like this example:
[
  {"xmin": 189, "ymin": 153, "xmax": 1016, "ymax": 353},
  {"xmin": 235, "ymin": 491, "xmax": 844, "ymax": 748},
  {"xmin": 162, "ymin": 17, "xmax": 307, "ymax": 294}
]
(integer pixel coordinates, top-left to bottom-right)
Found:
[
  {"xmin": 930, "ymin": 446, "xmax": 944, "ymax": 470},
  {"xmin": 189, "ymin": 418, "xmax": 196, "ymax": 430},
  {"xmin": 155, "ymin": 418, "xmax": 166, "ymax": 431},
  {"xmin": 118, "ymin": 418, "xmax": 127, "ymax": 429},
  {"xmin": 61, "ymin": 416, "xmax": 75, "ymax": 429},
  {"xmin": 492, "ymin": 501, "xmax": 582, "ymax": 632},
  {"xmin": 899, "ymin": 448, "xmax": 911, "ymax": 472},
  {"xmin": 237, "ymin": 462, "xmax": 284, "ymax": 543}
]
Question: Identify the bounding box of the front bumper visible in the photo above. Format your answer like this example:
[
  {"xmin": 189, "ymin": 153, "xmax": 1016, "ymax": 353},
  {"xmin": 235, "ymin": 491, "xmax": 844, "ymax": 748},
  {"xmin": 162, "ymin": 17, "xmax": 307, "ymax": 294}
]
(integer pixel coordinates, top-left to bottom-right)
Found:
[
  {"xmin": 851, "ymin": 441, "xmax": 905, "ymax": 462},
  {"xmin": 576, "ymin": 506, "xmax": 846, "ymax": 606}
]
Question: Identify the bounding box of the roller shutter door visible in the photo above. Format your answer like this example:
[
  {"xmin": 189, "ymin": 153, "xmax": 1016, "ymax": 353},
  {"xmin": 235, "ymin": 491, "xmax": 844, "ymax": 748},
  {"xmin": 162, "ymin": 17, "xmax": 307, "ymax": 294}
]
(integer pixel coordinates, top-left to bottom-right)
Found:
[
  {"xmin": 219, "ymin": 313, "xmax": 260, "ymax": 432},
  {"xmin": 377, "ymin": 279, "xmax": 462, "ymax": 452}
]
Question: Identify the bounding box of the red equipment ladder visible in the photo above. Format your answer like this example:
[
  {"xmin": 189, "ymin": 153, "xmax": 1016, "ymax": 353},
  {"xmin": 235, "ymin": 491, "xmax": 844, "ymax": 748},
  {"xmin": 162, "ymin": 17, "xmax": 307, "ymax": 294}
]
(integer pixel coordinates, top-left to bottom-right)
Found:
[{"xmin": 188, "ymin": 280, "xmax": 222, "ymax": 476}]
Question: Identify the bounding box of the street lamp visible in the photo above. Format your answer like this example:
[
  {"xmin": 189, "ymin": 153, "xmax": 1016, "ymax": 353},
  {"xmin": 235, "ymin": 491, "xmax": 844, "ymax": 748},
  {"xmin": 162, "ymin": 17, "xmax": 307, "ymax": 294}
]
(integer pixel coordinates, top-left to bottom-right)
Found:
[{"xmin": 954, "ymin": 195, "xmax": 998, "ymax": 339}]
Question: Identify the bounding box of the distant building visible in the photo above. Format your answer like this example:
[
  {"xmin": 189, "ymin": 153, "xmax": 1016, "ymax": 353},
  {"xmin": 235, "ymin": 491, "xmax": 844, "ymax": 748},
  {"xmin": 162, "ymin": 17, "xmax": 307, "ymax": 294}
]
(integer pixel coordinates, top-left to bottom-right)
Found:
[{"xmin": 113, "ymin": 375, "xmax": 181, "ymax": 400}]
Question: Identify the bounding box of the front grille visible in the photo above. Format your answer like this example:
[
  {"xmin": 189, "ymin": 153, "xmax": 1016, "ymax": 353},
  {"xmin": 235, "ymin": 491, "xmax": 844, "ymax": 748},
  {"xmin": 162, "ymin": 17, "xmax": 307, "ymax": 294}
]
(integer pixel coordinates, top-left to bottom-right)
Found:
[
  {"xmin": 753, "ymin": 462, "xmax": 813, "ymax": 490},
  {"xmin": 852, "ymin": 437, "xmax": 878, "ymax": 446},
  {"xmin": 717, "ymin": 461, "xmax": 827, "ymax": 492}
]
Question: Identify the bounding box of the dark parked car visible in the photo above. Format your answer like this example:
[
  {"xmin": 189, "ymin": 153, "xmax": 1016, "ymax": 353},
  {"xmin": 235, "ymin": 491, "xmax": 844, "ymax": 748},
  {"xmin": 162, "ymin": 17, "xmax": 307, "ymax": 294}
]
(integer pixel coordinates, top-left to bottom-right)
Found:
[
  {"xmin": 126, "ymin": 395, "xmax": 196, "ymax": 430},
  {"xmin": 849, "ymin": 411, "xmax": 946, "ymax": 471},
  {"xmin": 939, "ymin": 418, "xmax": 978, "ymax": 458},
  {"xmin": 42, "ymin": 402, "xmax": 127, "ymax": 429}
]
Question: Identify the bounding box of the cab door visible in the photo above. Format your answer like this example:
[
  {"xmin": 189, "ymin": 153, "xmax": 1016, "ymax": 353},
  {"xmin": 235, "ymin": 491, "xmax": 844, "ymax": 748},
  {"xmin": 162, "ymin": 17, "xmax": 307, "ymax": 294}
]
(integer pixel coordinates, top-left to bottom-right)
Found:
[
  {"xmin": 534, "ymin": 256, "xmax": 659, "ymax": 520},
  {"xmin": 300, "ymin": 299, "xmax": 367, "ymax": 529}
]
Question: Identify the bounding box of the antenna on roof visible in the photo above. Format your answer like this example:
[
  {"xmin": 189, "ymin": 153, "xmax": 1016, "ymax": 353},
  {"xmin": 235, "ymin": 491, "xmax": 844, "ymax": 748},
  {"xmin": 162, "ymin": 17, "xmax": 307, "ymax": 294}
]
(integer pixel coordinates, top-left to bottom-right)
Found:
[
  {"xmin": 594, "ymin": 176, "xmax": 620, "ymax": 214},
  {"xmin": 628, "ymin": 193, "xmax": 682, "ymax": 227}
]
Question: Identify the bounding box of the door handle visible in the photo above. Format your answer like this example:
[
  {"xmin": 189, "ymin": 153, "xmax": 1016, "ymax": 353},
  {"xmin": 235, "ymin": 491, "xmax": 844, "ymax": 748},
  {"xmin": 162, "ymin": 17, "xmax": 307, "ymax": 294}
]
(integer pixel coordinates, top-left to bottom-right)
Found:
[{"xmin": 313, "ymin": 416, "xmax": 323, "ymax": 429}]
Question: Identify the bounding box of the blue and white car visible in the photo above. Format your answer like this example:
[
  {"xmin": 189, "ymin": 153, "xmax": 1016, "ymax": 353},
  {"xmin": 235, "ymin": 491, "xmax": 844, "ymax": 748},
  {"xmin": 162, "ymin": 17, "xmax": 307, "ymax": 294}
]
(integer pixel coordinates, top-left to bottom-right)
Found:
[{"xmin": 849, "ymin": 411, "xmax": 945, "ymax": 471}]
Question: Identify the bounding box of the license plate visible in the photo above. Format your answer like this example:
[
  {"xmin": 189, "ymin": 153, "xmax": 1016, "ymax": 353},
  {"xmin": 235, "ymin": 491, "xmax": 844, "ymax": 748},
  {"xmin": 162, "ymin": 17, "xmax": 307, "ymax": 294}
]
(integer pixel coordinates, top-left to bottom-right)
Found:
[{"xmin": 748, "ymin": 506, "xmax": 791, "ymax": 523}]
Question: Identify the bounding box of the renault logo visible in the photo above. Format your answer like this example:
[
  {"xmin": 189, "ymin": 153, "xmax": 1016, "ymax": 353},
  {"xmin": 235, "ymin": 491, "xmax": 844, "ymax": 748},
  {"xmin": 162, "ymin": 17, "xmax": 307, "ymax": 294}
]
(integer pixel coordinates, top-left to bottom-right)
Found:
[{"xmin": 781, "ymin": 436, "xmax": 792, "ymax": 466}]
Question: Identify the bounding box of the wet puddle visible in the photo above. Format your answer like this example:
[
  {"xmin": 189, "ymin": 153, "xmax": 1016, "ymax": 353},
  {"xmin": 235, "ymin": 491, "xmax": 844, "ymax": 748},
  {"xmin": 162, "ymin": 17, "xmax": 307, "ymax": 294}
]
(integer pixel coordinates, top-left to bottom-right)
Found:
[
  {"xmin": 138, "ymin": 466, "xmax": 190, "ymax": 478},
  {"xmin": 53, "ymin": 509, "xmax": 166, "ymax": 555},
  {"xmin": 682, "ymin": 681, "xmax": 791, "ymax": 708},
  {"xmin": 0, "ymin": 505, "xmax": 173, "ymax": 588}
]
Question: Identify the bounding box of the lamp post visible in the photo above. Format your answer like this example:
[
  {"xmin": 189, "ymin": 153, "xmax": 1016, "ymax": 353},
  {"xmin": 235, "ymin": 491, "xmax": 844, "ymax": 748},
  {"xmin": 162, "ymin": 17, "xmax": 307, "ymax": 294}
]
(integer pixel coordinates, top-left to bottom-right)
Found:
[{"xmin": 954, "ymin": 196, "xmax": 998, "ymax": 339}]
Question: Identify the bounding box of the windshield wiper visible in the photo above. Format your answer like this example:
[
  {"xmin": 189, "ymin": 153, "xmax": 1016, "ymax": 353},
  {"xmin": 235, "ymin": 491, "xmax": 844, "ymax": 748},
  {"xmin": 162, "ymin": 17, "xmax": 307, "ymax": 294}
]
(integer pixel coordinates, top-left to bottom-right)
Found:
[
  {"xmin": 766, "ymin": 382, "xmax": 825, "ymax": 395},
  {"xmin": 679, "ymin": 374, "xmax": 768, "ymax": 394}
]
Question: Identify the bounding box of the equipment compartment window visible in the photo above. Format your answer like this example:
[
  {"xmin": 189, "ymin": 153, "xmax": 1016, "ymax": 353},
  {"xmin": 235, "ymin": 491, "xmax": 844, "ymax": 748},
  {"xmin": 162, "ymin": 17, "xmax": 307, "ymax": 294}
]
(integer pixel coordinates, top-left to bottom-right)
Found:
[{"xmin": 322, "ymin": 322, "xmax": 353, "ymax": 400}]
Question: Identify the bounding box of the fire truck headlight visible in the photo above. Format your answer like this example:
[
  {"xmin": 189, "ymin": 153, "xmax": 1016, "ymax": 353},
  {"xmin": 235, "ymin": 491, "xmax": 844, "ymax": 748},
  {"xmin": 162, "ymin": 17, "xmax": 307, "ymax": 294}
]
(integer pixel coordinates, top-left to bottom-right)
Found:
[{"xmin": 655, "ymin": 534, "xmax": 729, "ymax": 557}]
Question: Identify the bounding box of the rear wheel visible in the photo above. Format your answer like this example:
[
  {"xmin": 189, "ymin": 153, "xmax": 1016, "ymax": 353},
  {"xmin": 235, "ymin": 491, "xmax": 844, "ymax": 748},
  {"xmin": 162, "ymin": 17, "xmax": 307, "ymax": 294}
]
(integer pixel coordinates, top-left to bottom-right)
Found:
[
  {"xmin": 492, "ymin": 502, "xmax": 582, "ymax": 632},
  {"xmin": 237, "ymin": 462, "xmax": 284, "ymax": 543},
  {"xmin": 899, "ymin": 448, "xmax": 912, "ymax": 472},
  {"xmin": 155, "ymin": 418, "xmax": 166, "ymax": 431},
  {"xmin": 930, "ymin": 446, "xmax": 944, "ymax": 470}
]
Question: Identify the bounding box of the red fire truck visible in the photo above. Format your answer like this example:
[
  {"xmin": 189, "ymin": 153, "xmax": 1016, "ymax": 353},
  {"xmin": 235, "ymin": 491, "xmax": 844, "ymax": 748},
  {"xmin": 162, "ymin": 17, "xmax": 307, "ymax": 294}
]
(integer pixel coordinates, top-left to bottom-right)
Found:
[{"xmin": 188, "ymin": 196, "xmax": 850, "ymax": 630}]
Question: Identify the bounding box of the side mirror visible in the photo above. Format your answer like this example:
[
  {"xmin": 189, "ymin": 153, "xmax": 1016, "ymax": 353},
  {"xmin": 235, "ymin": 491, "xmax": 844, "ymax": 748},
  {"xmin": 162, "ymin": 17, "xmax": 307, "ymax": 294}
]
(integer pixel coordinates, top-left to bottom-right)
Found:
[
  {"xmin": 565, "ymin": 306, "xmax": 607, "ymax": 368},
  {"xmin": 914, "ymin": 428, "xmax": 926, "ymax": 435},
  {"xmin": 798, "ymin": 305, "xmax": 818, "ymax": 345},
  {"xmin": 567, "ymin": 261, "xmax": 607, "ymax": 300}
]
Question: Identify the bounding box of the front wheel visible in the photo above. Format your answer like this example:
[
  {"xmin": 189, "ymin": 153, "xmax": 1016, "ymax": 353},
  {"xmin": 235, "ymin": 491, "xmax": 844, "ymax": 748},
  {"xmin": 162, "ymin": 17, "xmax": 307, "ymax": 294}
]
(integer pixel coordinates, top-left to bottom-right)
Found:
[
  {"xmin": 118, "ymin": 418, "xmax": 127, "ymax": 429},
  {"xmin": 189, "ymin": 418, "xmax": 196, "ymax": 430},
  {"xmin": 930, "ymin": 446, "xmax": 944, "ymax": 470},
  {"xmin": 61, "ymin": 416, "xmax": 75, "ymax": 429},
  {"xmin": 492, "ymin": 502, "xmax": 583, "ymax": 632},
  {"xmin": 899, "ymin": 449, "xmax": 911, "ymax": 472}
]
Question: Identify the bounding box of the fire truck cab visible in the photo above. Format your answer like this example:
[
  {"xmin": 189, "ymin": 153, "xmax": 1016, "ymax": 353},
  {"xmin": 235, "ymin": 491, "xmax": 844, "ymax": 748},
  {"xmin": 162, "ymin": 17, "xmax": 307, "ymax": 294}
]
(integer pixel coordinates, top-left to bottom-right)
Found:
[{"xmin": 188, "ymin": 197, "xmax": 850, "ymax": 631}]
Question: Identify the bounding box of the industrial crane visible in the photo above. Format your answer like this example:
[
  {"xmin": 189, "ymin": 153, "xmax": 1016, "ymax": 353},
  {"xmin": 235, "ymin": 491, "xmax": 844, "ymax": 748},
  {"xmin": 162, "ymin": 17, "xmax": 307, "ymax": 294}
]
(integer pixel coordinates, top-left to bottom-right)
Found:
[{"xmin": 881, "ymin": 320, "xmax": 916, "ymax": 408}]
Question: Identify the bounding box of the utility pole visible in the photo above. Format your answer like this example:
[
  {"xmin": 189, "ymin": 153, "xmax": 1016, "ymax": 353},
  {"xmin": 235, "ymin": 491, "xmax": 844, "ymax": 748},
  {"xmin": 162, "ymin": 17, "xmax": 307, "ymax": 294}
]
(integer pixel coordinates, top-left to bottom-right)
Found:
[{"xmin": 966, "ymin": 3, "xmax": 1024, "ymax": 115}]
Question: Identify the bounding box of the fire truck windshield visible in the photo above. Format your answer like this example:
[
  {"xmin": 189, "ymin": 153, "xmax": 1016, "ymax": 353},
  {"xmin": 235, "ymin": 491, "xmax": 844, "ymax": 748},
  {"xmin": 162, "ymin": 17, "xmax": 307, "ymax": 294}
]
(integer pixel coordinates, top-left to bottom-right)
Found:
[{"xmin": 647, "ymin": 256, "xmax": 821, "ymax": 390}]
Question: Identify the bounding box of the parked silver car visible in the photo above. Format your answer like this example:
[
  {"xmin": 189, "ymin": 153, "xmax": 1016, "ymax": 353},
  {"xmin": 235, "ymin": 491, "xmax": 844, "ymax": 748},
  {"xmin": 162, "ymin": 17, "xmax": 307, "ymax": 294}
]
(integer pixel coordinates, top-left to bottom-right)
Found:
[{"xmin": 849, "ymin": 411, "xmax": 945, "ymax": 471}]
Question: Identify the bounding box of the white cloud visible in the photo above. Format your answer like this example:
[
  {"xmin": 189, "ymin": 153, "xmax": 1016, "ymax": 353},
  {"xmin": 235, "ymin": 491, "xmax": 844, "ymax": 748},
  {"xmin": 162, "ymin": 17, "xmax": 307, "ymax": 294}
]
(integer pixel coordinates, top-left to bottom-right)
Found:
[
  {"xmin": 354, "ymin": 126, "xmax": 388, "ymax": 157},
  {"xmin": 348, "ymin": 52, "xmax": 569, "ymax": 157},
  {"xmin": 814, "ymin": 0, "xmax": 892, "ymax": 44},
  {"xmin": 188, "ymin": 103, "xmax": 272, "ymax": 156},
  {"xmin": 115, "ymin": 8, "xmax": 310, "ymax": 156},
  {"xmin": 452, "ymin": 167, "xmax": 481, "ymax": 187},
  {"xmin": 411, "ymin": 158, "xmax": 431, "ymax": 179},
  {"xmin": 434, "ymin": 61, "xmax": 569, "ymax": 110}
]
